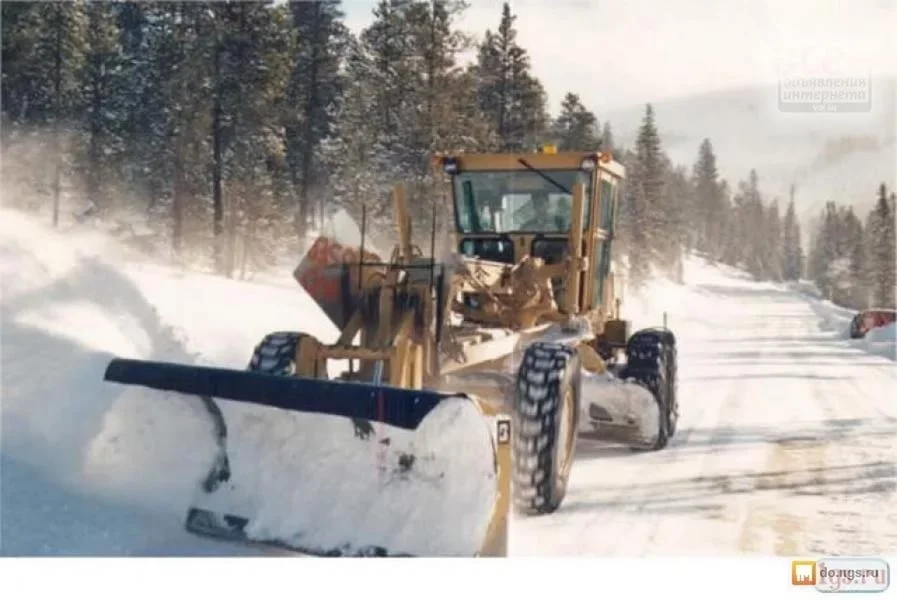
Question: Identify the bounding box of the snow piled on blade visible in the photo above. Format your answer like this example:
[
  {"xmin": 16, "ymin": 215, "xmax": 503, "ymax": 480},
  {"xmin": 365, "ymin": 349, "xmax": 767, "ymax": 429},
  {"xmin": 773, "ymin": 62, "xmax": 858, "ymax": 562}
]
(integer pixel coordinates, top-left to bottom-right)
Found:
[{"xmin": 194, "ymin": 396, "xmax": 497, "ymax": 556}]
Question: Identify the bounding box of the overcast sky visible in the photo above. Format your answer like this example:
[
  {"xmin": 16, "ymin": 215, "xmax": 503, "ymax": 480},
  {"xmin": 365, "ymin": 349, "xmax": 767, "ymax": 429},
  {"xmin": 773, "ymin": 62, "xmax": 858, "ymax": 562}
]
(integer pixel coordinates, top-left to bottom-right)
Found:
[{"xmin": 342, "ymin": 0, "xmax": 897, "ymax": 114}]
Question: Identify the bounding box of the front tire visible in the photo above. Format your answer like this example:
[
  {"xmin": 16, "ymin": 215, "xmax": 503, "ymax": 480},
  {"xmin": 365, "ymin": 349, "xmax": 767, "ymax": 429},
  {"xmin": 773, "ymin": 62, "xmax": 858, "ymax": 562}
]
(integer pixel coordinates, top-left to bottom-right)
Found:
[
  {"xmin": 623, "ymin": 328, "xmax": 677, "ymax": 450},
  {"xmin": 512, "ymin": 342, "xmax": 582, "ymax": 515}
]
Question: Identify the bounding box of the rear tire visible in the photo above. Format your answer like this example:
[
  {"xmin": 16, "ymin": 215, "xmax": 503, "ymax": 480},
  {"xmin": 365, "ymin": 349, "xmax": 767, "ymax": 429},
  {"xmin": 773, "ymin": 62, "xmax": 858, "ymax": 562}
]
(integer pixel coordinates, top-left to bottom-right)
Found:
[
  {"xmin": 512, "ymin": 342, "xmax": 581, "ymax": 515},
  {"xmin": 248, "ymin": 331, "xmax": 305, "ymax": 374},
  {"xmin": 247, "ymin": 331, "xmax": 375, "ymax": 440},
  {"xmin": 622, "ymin": 328, "xmax": 677, "ymax": 450}
]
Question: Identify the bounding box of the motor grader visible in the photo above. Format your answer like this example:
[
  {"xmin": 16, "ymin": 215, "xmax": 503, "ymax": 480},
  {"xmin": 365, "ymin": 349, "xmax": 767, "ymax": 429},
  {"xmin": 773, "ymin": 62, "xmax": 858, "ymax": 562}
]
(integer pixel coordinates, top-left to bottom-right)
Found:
[{"xmin": 101, "ymin": 145, "xmax": 678, "ymax": 556}]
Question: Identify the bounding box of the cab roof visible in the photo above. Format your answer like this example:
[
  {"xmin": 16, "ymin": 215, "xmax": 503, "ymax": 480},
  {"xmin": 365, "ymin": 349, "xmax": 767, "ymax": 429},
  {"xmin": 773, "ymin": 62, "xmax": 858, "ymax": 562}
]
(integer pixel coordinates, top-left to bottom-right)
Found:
[{"xmin": 434, "ymin": 148, "xmax": 626, "ymax": 180}]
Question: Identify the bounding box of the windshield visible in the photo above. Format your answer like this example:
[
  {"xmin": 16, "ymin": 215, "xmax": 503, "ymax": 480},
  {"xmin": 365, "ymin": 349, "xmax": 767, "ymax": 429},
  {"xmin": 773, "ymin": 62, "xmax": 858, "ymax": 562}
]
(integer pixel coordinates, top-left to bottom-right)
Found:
[{"xmin": 453, "ymin": 169, "xmax": 592, "ymax": 234}]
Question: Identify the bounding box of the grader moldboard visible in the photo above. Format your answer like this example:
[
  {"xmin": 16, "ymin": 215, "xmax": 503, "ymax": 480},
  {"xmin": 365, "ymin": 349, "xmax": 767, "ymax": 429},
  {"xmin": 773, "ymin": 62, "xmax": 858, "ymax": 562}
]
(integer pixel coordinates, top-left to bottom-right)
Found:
[{"xmin": 102, "ymin": 146, "xmax": 678, "ymax": 557}]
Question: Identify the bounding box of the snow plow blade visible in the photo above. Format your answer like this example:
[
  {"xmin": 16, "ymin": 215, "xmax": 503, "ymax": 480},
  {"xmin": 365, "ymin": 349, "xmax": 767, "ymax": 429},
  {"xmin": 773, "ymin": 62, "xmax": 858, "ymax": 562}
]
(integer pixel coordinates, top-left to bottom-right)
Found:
[
  {"xmin": 578, "ymin": 371, "xmax": 662, "ymax": 449},
  {"xmin": 103, "ymin": 358, "xmax": 511, "ymax": 557},
  {"xmin": 104, "ymin": 358, "xmax": 445, "ymax": 429}
]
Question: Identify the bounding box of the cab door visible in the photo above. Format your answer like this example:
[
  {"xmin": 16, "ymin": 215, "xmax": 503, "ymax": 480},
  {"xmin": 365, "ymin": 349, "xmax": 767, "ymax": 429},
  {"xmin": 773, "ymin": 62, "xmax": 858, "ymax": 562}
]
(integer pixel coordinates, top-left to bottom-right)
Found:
[{"xmin": 591, "ymin": 174, "xmax": 618, "ymax": 311}]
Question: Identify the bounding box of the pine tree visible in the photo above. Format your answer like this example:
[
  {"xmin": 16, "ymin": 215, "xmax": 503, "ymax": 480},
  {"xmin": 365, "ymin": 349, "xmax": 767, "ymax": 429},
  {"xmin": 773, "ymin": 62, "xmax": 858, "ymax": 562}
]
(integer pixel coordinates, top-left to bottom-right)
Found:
[
  {"xmin": 808, "ymin": 202, "xmax": 840, "ymax": 298},
  {"xmin": 403, "ymin": 0, "xmax": 483, "ymax": 232},
  {"xmin": 736, "ymin": 170, "xmax": 765, "ymax": 278},
  {"xmin": 285, "ymin": 0, "xmax": 349, "ymax": 239},
  {"xmin": 551, "ymin": 92, "xmax": 600, "ymax": 150},
  {"xmin": 623, "ymin": 178, "xmax": 651, "ymax": 288},
  {"xmin": 632, "ymin": 104, "xmax": 676, "ymax": 276},
  {"xmin": 781, "ymin": 196, "xmax": 804, "ymax": 280},
  {"xmin": 600, "ymin": 121, "xmax": 617, "ymax": 154},
  {"xmin": 664, "ymin": 165, "xmax": 693, "ymax": 280},
  {"xmin": 360, "ymin": 0, "xmax": 418, "ymax": 174},
  {"xmin": 865, "ymin": 183, "xmax": 896, "ymax": 307},
  {"xmin": 81, "ymin": 1, "xmax": 128, "ymax": 211},
  {"xmin": 691, "ymin": 139, "xmax": 726, "ymax": 257},
  {"xmin": 840, "ymin": 206, "xmax": 867, "ymax": 309},
  {"xmin": 715, "ymin": 179, "xmax": 739, "ymax": 266},
  {"xmin": 0, "ymin": 1, "xmax": 86, "ymax": 224},
  {"xmin": 404, "ymin": 0, "xmax": 472, "ymax": 153},
  {"xmin": 474, "ymin": 2, "xmax": 547, "ymax": 150},
  {"xmin": 319, "ymin": 35, "xmax": 387, "ymax": 226},
  {"xmin": 763, "ymin": 198, "xmax": 784, "ymax": 281},
  {"xmin": 214, "ymin": 1, "xmax": 293, "ymax": 275},
  {"xmin": 112, "ymin": 1, "xmax": 157, "ymax": 209}
]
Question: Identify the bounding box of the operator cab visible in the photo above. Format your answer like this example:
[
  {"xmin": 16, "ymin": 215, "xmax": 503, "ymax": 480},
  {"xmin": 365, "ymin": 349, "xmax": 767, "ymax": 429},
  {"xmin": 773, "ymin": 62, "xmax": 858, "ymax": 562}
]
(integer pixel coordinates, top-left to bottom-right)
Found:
[{"xmin": 437, "ymin": 145, "xmax": 624, "ymax": 314}]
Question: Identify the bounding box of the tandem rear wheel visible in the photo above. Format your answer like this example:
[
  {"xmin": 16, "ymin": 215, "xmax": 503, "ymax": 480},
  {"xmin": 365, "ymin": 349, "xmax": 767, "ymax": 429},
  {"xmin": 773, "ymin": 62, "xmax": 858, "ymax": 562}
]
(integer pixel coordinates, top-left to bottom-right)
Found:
[{"xmin": 622, "ymin": 328, "xmax": 678, "ymax": 451}]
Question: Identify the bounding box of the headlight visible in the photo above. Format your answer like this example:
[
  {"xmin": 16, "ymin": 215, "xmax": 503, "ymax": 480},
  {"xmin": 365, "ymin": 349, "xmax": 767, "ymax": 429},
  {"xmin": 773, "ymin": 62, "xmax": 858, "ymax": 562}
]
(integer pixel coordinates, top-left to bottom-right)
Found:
[
  {"xmin": 580, "ymin": 156, "xmax": 597, "ymax": 171},
  {"xmin": 442, "ymin": 157, "xmax": 460, "ymax": 174}
]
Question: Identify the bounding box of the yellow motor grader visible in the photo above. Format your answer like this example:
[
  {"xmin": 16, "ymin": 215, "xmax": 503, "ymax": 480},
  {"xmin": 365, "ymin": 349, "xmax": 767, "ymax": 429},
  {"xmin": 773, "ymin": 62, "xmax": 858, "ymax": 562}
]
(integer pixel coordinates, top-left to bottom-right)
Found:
[{"xmin": 102, "ymin": 145, "xmax": 678, "ymax": 557}]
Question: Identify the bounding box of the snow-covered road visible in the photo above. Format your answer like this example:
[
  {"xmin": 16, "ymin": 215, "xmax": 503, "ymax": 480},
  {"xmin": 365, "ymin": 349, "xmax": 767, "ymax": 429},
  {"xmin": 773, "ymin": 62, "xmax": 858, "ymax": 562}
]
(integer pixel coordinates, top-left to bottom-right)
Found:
[
  {"xmin": 512, "ymin": 266, "xmax": 897, "ymax": 556},
  {"xmin": 2, "ymin": 208, "xmax": 894, "ymax": 556}
]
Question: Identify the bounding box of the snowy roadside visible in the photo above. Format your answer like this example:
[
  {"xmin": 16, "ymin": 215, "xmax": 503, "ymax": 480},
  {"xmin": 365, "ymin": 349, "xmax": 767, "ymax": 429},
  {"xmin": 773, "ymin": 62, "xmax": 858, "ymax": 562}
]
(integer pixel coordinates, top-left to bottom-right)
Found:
[{"xmin": 787, "ymin": 281, "xmax": 896, "ymax": 361}]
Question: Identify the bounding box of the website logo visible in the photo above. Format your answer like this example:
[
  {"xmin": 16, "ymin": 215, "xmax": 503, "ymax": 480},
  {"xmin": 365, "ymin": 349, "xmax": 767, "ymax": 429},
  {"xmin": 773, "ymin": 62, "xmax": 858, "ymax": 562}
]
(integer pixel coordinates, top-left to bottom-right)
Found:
[
  {"xmin": 792, "ymin": 557, "xmax": 890, "ymax": 593},
  {"xmin": 793, "ymin": 560, "xmax": 817, "ymax": 586},
  {"xmin": 777, "ymin": 46, "xmax": 872, "ymax": 113}
]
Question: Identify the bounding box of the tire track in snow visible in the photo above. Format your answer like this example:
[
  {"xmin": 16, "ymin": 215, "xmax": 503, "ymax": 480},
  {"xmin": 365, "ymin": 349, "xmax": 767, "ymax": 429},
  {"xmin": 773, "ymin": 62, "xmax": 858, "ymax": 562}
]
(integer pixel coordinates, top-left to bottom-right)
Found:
[
  {"xmin": 653, "ymin": 311, "xmax": 790, "ymax": 555},
  {"xmin": 732, "ymin": 297, "xmax": 843, "ymax": 555},
  {"xmin": 787, "ymin": 295, "xmax": 895, "ymax": 555},
  {"xmin": 625, "ymin": 307, "xmax": 768, "ymax": 556},
  {"xmin": 731, "ymin": 295, "xmax": 894, "ymax": 556},
  {"xmin": 581, "ymin": 372, "xmax": 740, "ymax": 555},
  {"xmin": 517, "ymin": 311, "xmax": 751, "ymax": 555},
  {"xmin": 803, "ymin": 371, "xmax": 896, "ymax": 555},
  {"xmin": 631, "ymin": 373, "xmax": 744, "ymax": 555}
]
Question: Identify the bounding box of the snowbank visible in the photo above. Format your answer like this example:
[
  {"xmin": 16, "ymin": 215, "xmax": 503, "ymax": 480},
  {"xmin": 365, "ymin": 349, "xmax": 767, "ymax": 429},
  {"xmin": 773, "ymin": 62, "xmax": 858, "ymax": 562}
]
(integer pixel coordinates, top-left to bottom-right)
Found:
[
  {"xmin": 786, "ymin": 280, "xmax": 896, "ymax": 361},
  {"xmin": 811, "ymin": 298, "xmax": 856, "ymax": 337},
  {"xmin": 866, "ymin": 322, "xmax": 897, "ymax": 343},
  {"xmin": 788, "ymin": 279, "xmax": 825, "ymax": 299},
  {"xmin": 617, "ymin": 254, "xmax": 754, "ymax": 334},
  {"xmin": 1, "ymin": 209, "xmax": 226, "ymax": 521}
]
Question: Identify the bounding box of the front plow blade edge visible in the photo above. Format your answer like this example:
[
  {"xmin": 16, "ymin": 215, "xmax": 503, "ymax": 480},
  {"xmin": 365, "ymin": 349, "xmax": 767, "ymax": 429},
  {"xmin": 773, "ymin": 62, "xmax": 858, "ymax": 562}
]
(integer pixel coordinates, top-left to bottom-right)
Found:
[{"xmin": 103, "ymin": 358, "xmax": 509, "ymax": 556}]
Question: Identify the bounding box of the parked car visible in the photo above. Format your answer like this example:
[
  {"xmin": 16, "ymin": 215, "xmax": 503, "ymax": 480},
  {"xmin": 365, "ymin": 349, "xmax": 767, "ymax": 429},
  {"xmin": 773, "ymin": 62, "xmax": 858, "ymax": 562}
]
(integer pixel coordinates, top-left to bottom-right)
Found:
[{"xmin": 849, "ymin": 308, "xmax": 897, "ymax": 339}]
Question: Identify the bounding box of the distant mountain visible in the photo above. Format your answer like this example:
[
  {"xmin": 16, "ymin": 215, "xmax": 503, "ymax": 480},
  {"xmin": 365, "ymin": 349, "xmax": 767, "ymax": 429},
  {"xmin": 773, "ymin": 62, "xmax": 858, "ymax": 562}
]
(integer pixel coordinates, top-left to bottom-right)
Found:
[{"xmin": 595, "ymin": 77, "xmax": 896, "ymax": 227}]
